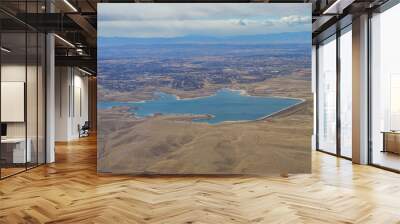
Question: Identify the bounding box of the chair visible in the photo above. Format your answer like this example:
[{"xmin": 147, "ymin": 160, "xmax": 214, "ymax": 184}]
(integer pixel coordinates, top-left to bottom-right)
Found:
[{"xmin": 79, "ymin": 121, "xmax": 90, "ymax": 138}]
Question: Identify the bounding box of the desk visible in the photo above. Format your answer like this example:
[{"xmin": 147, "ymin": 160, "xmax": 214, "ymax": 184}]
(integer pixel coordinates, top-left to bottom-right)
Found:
[
  {"xmin": 382, "ymin": 131, "xmax": 400, "ymax": 154},
  {"xmin": 1, "ymin": 138, "xmax": 31, "ymax": 163}
]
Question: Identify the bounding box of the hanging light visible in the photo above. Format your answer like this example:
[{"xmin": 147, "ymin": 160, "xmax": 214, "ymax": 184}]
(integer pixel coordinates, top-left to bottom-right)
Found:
[
  {"xmin": 63, "ymin": 0, "xmax": 78, "ymax": 12},
  {"xmin": 1, "ymin": 47, "xmax": 11, "ymax": 53}
]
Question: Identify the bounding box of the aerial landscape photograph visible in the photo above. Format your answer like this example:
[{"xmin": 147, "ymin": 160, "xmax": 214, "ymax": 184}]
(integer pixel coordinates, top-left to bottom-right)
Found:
[{"xmin": 97, "ymin": 3, "xmax": 312, "ymax": 174}]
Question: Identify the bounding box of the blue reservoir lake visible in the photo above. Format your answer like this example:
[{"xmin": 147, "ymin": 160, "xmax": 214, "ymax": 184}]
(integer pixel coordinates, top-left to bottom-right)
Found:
[{"xmin": 98, "ymin": 89, "xmax": 302, "ymax": 124}]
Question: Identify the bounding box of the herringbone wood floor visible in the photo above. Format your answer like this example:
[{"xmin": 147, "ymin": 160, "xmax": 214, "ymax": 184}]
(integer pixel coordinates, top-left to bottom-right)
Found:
[{"xmin": 1, "ymin": 135, "xmax": 400, "ymax": 224}]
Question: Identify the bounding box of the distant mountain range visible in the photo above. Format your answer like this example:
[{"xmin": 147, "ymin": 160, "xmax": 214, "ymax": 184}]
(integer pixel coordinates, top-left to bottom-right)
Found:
[{"xmin": 98, "ymin": 32, "xmax": 311, "ymax": 46}]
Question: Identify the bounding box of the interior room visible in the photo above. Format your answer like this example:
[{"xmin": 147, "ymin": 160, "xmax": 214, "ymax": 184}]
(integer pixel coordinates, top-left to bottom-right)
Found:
[
  {"xmin": 0, "ymin": 0, "xmax": 96, "ymax": 179},
  {"xmin": 54, "ymin": 66, "xmax": 90, "ymax": 141},
  {"xmin": 370, "ymin": 2, "xmax": 400, "ymax": 171},
  {"xmin": 0, "ymin": 0, "xmax": 400, "ymax": 223},
  {"xmin": 0, "ymin": 12, "xmax": 46, "ymax": 178}
]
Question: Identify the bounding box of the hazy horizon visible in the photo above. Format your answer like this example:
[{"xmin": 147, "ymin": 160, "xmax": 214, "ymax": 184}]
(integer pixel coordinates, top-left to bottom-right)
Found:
[
  {"xmin": 98, "ymin": 3, "xmax": 311, "ymax": 38},
  {"xmin": 98, "ymin": 31, "xmax": 310, "ymax": 39},
  {"xmin": 98, "ymin": 32, "xmax": 311, "ymax": 47}
]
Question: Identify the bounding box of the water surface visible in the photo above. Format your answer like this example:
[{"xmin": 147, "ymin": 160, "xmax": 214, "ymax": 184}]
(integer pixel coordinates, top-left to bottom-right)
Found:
[{"xmin": 98, "ymin": 89, "xmax": 302, "ymax": 124}]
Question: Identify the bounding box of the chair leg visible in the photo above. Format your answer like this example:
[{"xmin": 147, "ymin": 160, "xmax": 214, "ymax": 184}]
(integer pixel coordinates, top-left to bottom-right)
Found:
[{"xmin": 280, "ymin": 172, "xmax": 289, "ymax": 178}]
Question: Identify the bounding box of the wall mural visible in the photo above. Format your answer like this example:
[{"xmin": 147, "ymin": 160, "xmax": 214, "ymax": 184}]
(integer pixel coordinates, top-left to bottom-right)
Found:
[{"xmin": 97, "ymin": 3, "xmax": 312, "ymax": 175}]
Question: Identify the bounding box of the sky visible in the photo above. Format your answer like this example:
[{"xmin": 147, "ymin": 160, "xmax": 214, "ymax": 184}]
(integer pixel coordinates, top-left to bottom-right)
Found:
[{"xmin": 98, "ymin": 3, "xmax": 311, "ymax": 38}]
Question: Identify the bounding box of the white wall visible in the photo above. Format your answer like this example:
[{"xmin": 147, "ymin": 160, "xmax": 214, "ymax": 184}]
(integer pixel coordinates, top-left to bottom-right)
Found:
[
  {"xmin": 72, "ymin": 73, "xmax": 89, "ymax": 138},
  {"xmin": 55, "ymin": 67, "xmax": 89, "ymax": 141},
  {"xmin": 55, "ymin": 67, "xmax": 70, "ymax": 141},
  {"xmin": 1, "ymin": 82, "xmax": 25, "ymax": 122},
  {"xmin": 1, "ymin": 64, "xmax": 26, "ymax": 138},
  {"xmin": 1, "ymin": 65, "xmax": 41, "ymax": 138},
  {"xmin": 1, "ymin": 65, "xmax": 26, "ymax": 81},
  {"xmin": 1, "ymin": 63, "xmax": 46, "ymax": 164}
]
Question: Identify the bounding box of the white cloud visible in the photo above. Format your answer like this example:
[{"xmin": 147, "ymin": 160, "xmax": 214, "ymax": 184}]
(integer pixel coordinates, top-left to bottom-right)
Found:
[
  {"xmin": 98, "ymin": 3, "xmax": 311, "ymax": 37},
  {"xmin": 237, "ymin": 19, "xmax": 248, "ymax": 26},
  {"xmin": 231, "ymin": 15, "xmax": 311, "ymax": 27},
  {"xmin": 280, "ymin": 15, "xmax": 310, "ymax": 25}
]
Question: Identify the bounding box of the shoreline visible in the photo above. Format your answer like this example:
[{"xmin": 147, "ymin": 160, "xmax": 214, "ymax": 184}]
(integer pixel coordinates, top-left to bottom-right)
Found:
[
  {"xmin": 120, "ymin": 99, "xmax": 306, "ymax": 125},
  {"xmin": 255, "ymin": 99, "xmax": 305, "ymax": 121},
  {"xmin": 100, "ymin": 87, "xmax": 305, "ymax": 105},
  {"xmin": 99, "ymin": 88, "xmax": 307, "ymax": 125},
  {"xmin": 175, "ymin": 88, "xmax": 305, "ymax": 102},
  {"xmin": 232, "ymin": 88, "xmax": 305, "ymax": 102},
  {"xmin": 203, "ymin": 98, "xmax": 306, "ymax": 125}
]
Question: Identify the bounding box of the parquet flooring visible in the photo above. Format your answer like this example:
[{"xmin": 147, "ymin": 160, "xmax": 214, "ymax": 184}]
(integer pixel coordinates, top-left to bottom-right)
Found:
[{"xmin": 1, "ymin": 134, "xmax": 400, "ymax": 223}]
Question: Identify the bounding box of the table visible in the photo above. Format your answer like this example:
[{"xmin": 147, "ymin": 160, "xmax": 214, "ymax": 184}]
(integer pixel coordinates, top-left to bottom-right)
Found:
[
  {"xmin": 1, "ymin": 138, "xmax": 31, "ymax": 164},
  {"xmin": 381, "ymin": 131, "xmax": 400, "ymax": 154}
]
